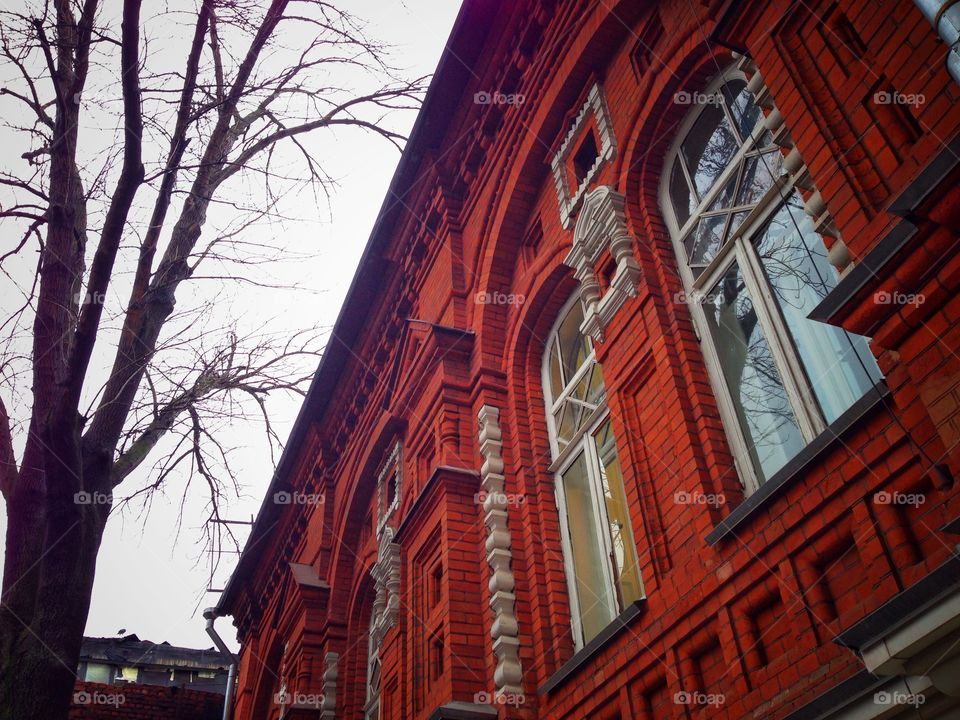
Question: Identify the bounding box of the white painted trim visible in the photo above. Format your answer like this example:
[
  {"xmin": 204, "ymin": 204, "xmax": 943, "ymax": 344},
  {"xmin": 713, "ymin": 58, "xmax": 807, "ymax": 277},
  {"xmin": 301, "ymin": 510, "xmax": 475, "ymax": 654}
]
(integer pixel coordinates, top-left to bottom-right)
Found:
[
  {"xmin": 551, "ymin": 83, "xmax": 618, "ymax": 229},
  {"xmin": 376, "ymin": 442, "xmax": 402, "ymax": 537},
  {"xmin": 477, "ymin": 405, "xmax": 523, "ymax": 696}
]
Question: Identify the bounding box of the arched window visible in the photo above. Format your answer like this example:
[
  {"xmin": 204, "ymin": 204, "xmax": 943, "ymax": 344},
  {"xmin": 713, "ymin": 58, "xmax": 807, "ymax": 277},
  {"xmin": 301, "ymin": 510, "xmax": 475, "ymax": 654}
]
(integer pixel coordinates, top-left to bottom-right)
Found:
[
  {"xmin": 543, "ymin": 294, "xmax": 644, "ymax": 648},
  {"xmin": 662, "ymin": 66, "xmax": 882, "ymax": 491}
]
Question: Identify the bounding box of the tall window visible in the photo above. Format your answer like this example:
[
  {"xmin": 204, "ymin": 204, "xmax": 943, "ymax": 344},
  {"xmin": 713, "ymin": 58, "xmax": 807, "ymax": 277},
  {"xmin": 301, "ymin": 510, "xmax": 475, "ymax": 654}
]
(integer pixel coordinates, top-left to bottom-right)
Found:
[
  {"xmin": 365, "ymin": 605, "xmax": 380, "ymax": 720},
  {"xmin": 662, "ymin": 67, "xmax": 882, "ymax": 491},
  {"xmin": 543, "ymin": 295, "xmax": 644, "ymax": 648}
]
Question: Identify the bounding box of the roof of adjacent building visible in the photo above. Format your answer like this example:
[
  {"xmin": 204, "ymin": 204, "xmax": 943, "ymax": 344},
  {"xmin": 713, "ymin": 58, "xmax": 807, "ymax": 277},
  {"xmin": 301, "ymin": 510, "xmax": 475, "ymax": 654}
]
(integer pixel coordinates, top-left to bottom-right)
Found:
[{"xmin": 81, "ymin": 635, "xmax": 229, "ymax": 671}]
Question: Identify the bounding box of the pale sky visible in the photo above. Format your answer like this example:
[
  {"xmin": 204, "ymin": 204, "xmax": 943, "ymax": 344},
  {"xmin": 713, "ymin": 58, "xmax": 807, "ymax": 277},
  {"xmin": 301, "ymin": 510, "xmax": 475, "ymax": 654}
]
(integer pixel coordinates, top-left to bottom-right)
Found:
[{"xmin": 0, "ymin": 0, "xmax": 463, "ymax": 653}]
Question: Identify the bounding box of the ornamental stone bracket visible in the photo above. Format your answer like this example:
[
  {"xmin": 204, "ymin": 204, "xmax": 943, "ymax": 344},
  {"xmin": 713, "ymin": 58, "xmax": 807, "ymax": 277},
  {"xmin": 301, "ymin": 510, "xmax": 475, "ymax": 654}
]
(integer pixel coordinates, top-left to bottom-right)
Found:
[
  {"xmin": 564, "ymin": 186, "xmax": 642, "ymax": 343},
  {"xmin": 477, "ymin": 405, "xmax": 523, "ymax": 697},
  {"xmin": 319, "ymin": 652, "xmax": 338, "ymax": 720},
  {"xmin": 732, "ymin": 52, "xmax": 853, "ymax": 277},
  {"xmin": 370, "ymin": 526, "xmax": 401, "ymax": 650}
]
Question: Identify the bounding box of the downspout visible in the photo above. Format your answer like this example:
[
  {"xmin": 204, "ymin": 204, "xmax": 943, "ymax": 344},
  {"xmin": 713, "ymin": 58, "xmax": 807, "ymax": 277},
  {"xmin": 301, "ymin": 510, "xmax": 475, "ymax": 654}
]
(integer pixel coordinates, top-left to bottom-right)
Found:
[
  {"xmin": 915, "ymin": 0, "xmax": 960, "ymax": 83},
  {"xmin": 204, "ymin": 607, "xmax": 238, "ymax": 720}
]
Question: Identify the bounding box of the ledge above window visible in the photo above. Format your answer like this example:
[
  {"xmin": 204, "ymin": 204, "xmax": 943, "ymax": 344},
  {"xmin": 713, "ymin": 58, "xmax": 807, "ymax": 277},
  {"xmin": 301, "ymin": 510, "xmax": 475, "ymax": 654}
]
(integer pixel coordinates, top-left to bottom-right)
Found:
[
  {"xmin": 706, "ymin": 382, "xmax": 891, "ymax": 546},
  {"xmin": 538, "ymin": 599, "xmax": 646, "ymax": 696}
]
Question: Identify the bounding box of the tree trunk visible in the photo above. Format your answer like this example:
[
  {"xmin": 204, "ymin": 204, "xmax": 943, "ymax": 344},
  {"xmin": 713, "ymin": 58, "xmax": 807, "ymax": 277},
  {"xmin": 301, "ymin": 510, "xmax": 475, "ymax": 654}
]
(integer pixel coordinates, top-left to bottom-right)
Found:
[{"xmin": 0, "ymin": 462, "xmax": 109, "ymax": 720}]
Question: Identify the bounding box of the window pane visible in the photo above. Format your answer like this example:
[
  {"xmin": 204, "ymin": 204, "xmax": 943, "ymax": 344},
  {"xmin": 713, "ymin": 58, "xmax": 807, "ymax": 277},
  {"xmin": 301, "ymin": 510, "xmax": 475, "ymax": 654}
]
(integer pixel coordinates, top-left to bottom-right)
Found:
[
  {"xmin": 721, "ymin": 79, "xmax": 762, "ymax": 141},
  {"xmin": 736, "ymin": 152, "xmax": 778, "ymax": 207},
  {"xmin": 593, "ymin": 420, "xmax": 643, "ymax": 609},
  {"xmin": 84, "ymin": 663, "xmax": 112, "ymax": 684},
  {"xmin": 681, "ymin": 101, "xmax": 740, "ymax": 201},
  {"xmin": 561, "ymin": 452, "xmax": 616, "ymax": 643},
  {"xmin": 548, "ymin": 338, "xmax": 563, "ymax": 402},
  {"xmin": 686, "ymin": 214, "xmax": 727, "ymax": 268},
  {"xmin": 707, "ymin": 169, "xmax": 740, "ymax": 212},
  {"xmin": 670, "ymin": 158, "xmax": 694, "ymax": 228},
  {"xmin": 703, "ymin": 264, "xmax": 805, "ymax": 481},
  {"xmin": 557, "ymin": 301, "xmax": 591, "ymax": 384},
  {"xmin": 752, "ymin": 197, "xmax": 882, "ymax": 423}
]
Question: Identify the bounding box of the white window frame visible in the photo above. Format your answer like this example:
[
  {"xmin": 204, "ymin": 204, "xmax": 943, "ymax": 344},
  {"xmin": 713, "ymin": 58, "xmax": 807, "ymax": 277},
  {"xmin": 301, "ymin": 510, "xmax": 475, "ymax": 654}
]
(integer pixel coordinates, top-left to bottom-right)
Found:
[
  {"xmin": 542, "ymin": 293, "xmax": 643, "ymax": 650},
  {"xmin": 660, "ymin": 66, "xmax": 871, "ymax": 494},
  {"xmin": 364, "ymin": 603, "xmax": 380, "ymax": 720}
]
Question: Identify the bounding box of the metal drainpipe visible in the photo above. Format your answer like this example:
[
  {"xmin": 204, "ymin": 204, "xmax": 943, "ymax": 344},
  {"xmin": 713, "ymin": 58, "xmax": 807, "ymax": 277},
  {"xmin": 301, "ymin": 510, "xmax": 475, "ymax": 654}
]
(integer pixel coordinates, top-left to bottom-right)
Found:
[
  {"xmin": 203, "ymin": 608, "xmax": 238, "ymax": 720},
  {"xmin": 915, "ymin": 0, "xmax": 960, "ymax": 83}
]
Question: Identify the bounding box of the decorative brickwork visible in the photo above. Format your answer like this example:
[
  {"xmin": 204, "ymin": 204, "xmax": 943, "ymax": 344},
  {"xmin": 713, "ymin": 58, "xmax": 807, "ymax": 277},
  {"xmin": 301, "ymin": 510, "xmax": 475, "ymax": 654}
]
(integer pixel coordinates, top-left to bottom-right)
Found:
[{"xmin": 220, "ymin": 1, "xmax": 960, "ymax": 718}]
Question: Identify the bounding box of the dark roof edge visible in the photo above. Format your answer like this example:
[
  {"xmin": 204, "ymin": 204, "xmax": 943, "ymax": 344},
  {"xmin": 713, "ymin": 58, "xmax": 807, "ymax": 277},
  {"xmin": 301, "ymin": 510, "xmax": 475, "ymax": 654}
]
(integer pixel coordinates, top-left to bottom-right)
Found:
[{"xmin": 218, "ymin": 0, "xmax": 491, "ymax": 615}]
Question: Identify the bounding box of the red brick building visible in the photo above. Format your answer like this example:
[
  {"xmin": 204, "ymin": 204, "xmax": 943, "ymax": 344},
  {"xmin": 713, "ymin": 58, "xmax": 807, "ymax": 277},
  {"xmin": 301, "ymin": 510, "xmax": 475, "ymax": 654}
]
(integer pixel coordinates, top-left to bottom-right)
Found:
[{"xmin": 217, "ymin": 0, "xmax": 960, "ymax": 717}]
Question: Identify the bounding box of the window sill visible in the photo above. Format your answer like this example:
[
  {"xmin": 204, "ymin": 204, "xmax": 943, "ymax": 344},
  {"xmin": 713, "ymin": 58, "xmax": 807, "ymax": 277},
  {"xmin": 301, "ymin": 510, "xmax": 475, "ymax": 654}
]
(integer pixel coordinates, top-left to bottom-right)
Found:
[
  {"xmin": 538, "ymin": 599, "xmax": 646, "ymax": 696},
  {"xmin": 706, "ymin": 382, "xmax": 891, "ymax": 546}
]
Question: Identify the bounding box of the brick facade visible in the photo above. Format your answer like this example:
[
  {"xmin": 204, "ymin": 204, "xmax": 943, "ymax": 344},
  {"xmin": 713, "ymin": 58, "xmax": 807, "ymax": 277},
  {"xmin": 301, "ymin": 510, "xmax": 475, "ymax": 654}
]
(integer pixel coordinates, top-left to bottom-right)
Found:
[
  {"xmin": 219, "ymin": 0, "xmax": 960, "ymax": 718},
  {"xmin": 69, "ymin": 682, "xmax": 222, "ymax": 720}
]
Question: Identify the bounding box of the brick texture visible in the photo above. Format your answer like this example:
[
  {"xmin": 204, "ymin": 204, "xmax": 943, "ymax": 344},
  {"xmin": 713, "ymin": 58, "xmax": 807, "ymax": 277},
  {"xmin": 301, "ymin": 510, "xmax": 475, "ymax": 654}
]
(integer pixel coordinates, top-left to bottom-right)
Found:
[
  {"xmin": 69, "ymin": 682, "xmax": 223, "ymax": 720},
  {"xmin": 220, "ymin": 0, "xmax": 960, "ymax": 718}
]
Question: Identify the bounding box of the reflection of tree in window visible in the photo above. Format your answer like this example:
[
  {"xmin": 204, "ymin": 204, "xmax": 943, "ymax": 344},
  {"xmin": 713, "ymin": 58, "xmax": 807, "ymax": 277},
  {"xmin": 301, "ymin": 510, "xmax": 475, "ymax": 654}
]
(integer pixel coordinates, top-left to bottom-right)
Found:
[{"xmin": 665, "ymin": 68, "xmax": 882, "ymax": 490}]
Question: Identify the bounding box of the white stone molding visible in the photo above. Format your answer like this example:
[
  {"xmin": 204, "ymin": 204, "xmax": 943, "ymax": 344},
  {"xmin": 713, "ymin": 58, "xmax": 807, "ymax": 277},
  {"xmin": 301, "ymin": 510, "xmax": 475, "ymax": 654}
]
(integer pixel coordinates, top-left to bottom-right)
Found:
[
  {"xmin": 563, "ymin": 186, "xmax": 641, "ymax": 343},
  {"xmin": 319, "ymin": 652, "xmax": 338, "ymax": 720},
  {"xmin": 551, "ymin": 83, "xmax": 617, "ymax": 229},
  {"xmin": 376, "ymin": 442, "xmax": 402, "ymax": 536},
  {"xmin": 477, "ymin": 405, "xmax": 523, "ymax": 697},
  {"xmin": 733, "ymin": 53, "xmax": 853, "ymax": 276},
  {"xmin": 370, "ymin": 525, "xmax": 401, "ymax": 649}
]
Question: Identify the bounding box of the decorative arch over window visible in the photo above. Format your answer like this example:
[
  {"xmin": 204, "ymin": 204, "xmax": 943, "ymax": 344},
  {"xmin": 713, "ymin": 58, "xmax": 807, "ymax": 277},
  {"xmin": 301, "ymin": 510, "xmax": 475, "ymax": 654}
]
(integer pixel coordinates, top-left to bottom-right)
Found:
[
  {"xmin": 542, "ymin": 294, "xmax": 644, "ymax": 649},
  {"xmin": 661, "ymin": 65, "xmax": 882, "ymax": 492}
]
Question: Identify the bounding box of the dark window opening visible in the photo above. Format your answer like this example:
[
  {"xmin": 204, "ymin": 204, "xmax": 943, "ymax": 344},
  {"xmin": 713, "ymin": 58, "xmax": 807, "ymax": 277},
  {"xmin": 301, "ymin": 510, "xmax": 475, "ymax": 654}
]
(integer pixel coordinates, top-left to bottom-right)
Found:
[{"xmin": 573, "ymin": 131, "xmax": 600, "ymax": 185}]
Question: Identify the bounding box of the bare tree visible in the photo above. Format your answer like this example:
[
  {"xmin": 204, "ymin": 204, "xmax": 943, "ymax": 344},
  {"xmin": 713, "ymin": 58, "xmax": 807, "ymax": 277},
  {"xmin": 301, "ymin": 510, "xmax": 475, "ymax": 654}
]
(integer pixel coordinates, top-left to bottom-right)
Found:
[{"xmin": 0, "ymin": 1, "xmax": 424, "ymax": 717}]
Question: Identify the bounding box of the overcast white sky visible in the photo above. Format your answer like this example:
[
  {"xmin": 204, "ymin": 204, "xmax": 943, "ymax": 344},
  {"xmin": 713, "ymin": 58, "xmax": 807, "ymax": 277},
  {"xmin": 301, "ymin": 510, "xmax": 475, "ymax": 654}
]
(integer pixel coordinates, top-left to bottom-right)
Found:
[{"xmin": 0, "ymin": 0, "xmax": 462, "ymax": 653}]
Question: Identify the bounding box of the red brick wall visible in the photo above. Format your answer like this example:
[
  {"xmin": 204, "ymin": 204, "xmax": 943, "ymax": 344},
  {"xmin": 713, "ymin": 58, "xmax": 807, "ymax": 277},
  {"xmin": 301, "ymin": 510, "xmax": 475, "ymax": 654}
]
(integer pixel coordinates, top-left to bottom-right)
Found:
[
  {"xmin": 70, "ymin": 682, "xmax": 223, "ymax": 720},
  {"xmin": 223, "ymin": 0, "xmax": 960, "ymax": 718}
]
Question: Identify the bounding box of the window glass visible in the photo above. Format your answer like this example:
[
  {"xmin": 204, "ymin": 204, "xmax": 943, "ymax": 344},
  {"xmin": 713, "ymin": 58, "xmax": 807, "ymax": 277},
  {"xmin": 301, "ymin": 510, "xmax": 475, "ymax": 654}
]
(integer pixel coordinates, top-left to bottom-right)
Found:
[
  {"xmin": 84, "ymin": 663, "xmax": 112, "ymax": 684},
  {"xmin": 702, "ymin": 264, "xmax": 805, "ymax": 480},
  {"xmin": 681, "ymin": 102, "xmax": 739, "ymax": 200},
  {"xmin": 670, "ymin": 158, "xmax": 694, "ymax": 227},
  {"xmin": 557, "ymin": 300, "xmax": 591, "ymax": 384},
  {"xmin": 561, "ymin": 452, "xmax": 615, "ymax": 642},
  {"xmin": 593, "ymin": 420, "xmax": 643, "ymax": 608},
  {"xmin": 753, "ymin": 197, "xmax": 881, "ymax": 423}
]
